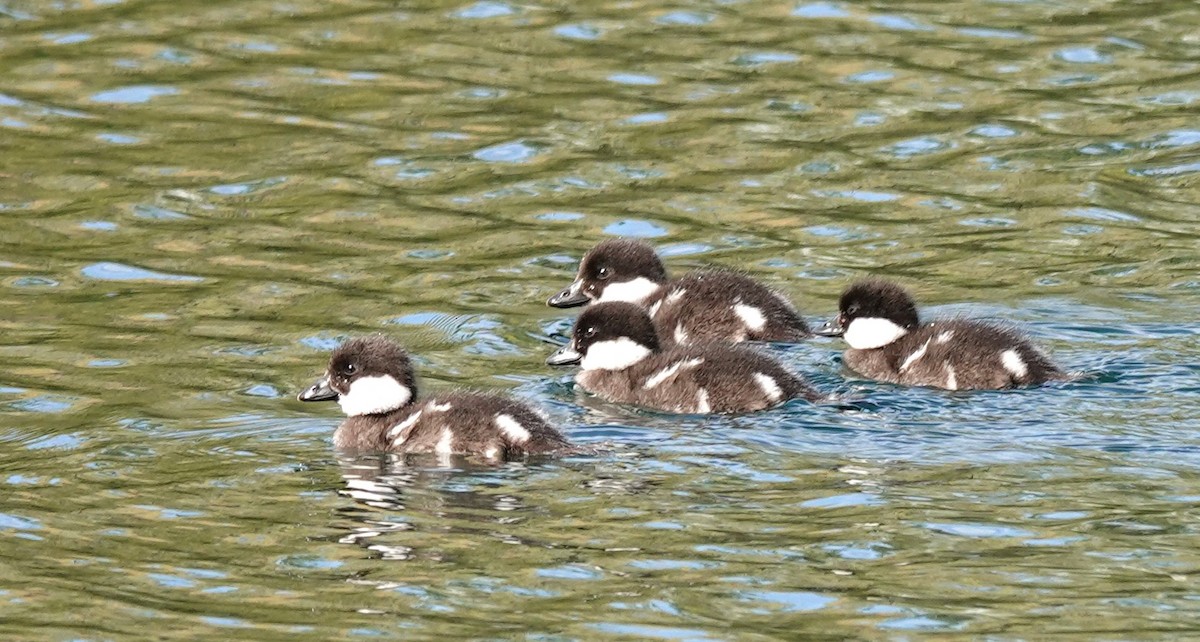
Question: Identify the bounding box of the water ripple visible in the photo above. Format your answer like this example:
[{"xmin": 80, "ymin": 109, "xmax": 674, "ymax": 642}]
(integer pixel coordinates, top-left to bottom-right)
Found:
[{"xmin": 1, "ymin": 0, "xmax": 1199, "ymax": 639}]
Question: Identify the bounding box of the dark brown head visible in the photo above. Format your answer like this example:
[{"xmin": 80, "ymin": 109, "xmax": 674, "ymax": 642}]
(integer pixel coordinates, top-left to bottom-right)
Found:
[
  {"xmin": 546, "ymin": 301, "xmax": 661, "ymax": 370},
  {"xmin": 298, "ymin": 335, "xmax": 418, "ymax": 416},
  {"xmin": 547, "ymin": 239, "xmax": 669, "ymax": 308},
  {"xmin": 816, "ymin": 279, "xmax": 920, "ymax": 349}
]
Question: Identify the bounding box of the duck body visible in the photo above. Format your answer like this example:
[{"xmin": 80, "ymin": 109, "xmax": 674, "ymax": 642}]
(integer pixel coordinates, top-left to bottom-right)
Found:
[
  {"xmin": 333, "ymin": 391, "xmax": 570, "ymax": 458},
  {"xmin": 299, "ymin": 335, "xmax": 571, "ymax": 459},
  {"xmin": 648, "ymin": 270, "xmax": 811, "ymax": 345},
  {"xmin": 547, "ymin": 301, "xmax": 820, "ymax": 413},
  {"xmin": 548, "ymin": 239, "xmax": 809, "ymax": 345},
  {"xmin": 576, "ymin": 342, "xmax": 818, "ymax": 413},
  {"xmin": 818, "ymin": 279, "xmax": 1067, "ymax": 391},
  {"xmin": 841, "ymin": 319, "xmax": 1066, "ymax": 390}
]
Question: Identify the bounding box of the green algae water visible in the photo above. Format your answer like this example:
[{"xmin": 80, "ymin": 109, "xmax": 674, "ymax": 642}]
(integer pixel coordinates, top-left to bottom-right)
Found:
[{"xmin": 2, "ymin": 0, "xmax": 1200, "ymax": 638}]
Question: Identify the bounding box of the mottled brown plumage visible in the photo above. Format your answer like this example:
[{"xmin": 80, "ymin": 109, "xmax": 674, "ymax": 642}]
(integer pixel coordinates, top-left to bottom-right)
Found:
[
  {"xmin": 818, "ymin": 279, "xmax": 1068, "ymax": 390},
  {"xmin": 548, "ymin": 239, "xmax": 809, "ymax": 345},
  {"xmin": 299, "ymin": 336, "xmax": 572, "ymax": 458},
  {"xmin": 548, "ymin": 302, "xmax": 820, "ymax": 413}
]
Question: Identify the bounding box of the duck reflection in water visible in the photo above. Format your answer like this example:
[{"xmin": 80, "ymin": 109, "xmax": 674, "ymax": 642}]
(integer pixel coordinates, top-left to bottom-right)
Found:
[
  {"xmin": 329, "ymin": 451, "xmax": 652, "ymax": 562},
  {"xmin": 330, "ymin": 453, "xmax": 545, "ymax": 561}
]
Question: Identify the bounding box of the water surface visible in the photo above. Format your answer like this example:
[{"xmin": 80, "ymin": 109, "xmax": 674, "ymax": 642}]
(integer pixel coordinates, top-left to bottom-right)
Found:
[{"xmin": 2, "ymin": 0, "xmax": 1200, "ymax": 638}]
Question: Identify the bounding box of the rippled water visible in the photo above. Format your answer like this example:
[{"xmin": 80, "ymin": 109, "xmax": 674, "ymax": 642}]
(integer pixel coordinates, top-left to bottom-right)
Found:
[{"xmin": 2, "ymin": 0, "xmax": 1200, "ymax": 638}]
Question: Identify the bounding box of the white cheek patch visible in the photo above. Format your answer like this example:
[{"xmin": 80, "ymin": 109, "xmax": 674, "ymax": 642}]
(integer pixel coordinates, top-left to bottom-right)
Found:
[
  {"xmin": 733, "ymin": 303, "xmax": 767, "ymax": 332},
  {"xmin": 843, "ymin": 317, "xmax": 908, "ymax": 350},
  {"xmin": 753, "ymin": 373, "xmax": 783, "ymax": 403},
  {"xmin": 494, "ymin": 414, "xmax": 531, "ymax": 444},
  {"xmin": 1001, "ymin": 349, "xmax": 1028, "ymax": 379},
  {"xmin": 580, "ymin": 338, "xmax": 652, "ymax": 371},
  {"xmin": 338, "ymin": 375, "xmax": 412, "ymax": 416},
  {"xmin": 598, "ymin": 277, "xmax": 661, "ymax": 305}
]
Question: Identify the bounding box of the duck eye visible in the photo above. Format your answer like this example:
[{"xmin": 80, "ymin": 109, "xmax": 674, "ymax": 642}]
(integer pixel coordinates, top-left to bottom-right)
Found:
[
  {"xmin": 344, "ymin": 363, "xmax": 356, "ymax": 375},
  {"xmin": 847, "ymin": 303, "xmax": 861, "ymax": 315},
  {"xmin": 597, "ymin": 267, "xmax": 611, "ymax": 280},
  {"xmin": 583, "ymin": 326, "xmax": 597, "ymax": 338}
]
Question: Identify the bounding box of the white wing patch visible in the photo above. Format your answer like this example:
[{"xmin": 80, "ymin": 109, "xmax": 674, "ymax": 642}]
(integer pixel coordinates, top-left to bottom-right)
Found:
[
  {"xmin": 899, "ymin": 339, "xmax": 931, "ymax": 372},
  {"xmin": 945, "ymin": 363, "xmax": 958, "ymax": 390},
  {"xmin": 1001, "ymin": 349, "xmax": 1028, "ymax": 379},
  {"xmin": 753, "ymin": 373, "xmax": 783, "ymax": 403},
  {"xmin": 843, "ymin": 317, "xmax": 908, "ymax": 350},
  {"xmin": 494, "ymin": 414, "xmax": 531, "ymax": 444},
  {"xmin": 579, "ymin": 337, "xmax": 652, "ymax": 371},
  {"xmin": 388, "ymin": 410, "xmax": 424, "ymax": 447},
  {"xmin": 647, "ymin": 300, "xmax": 662, "ymax": 318},
  {"xmin": 427, "ymin": 401, "xmax": 452, "ymax": 412},
  {"xmin": 674, "ymin": 323, "xmax": 689, "ymax": 345},
  {"xmin": 665, "ymin": 288, "xmax": 686, "ymax": 305},
  {"xmin": 598, "ymin": 277, "xmax": 661, "ymax": 305},
  {"xmin": 643, "ymin": 358, "xmax": 704, "ymax": 389},
  {"xmin": 338, "ymin": 375, "xmax": 412, "ymax": 416},
  {"xmin": 936, "ymin": 330, "xmax": 955, "ymax": 344},
  {"xmin": 435, "ymin": 427, "xmax": 454, "ymax": 455},
  {"xmin": 644, "ymin": 364, "xmax": 682, "ymax": 390},
  {"xmin": 733, "ymin": 303, "xmax": 767, "ymax": 332},
  {"xmin": 695, "ymin": 388, "xmax": 711, "ymax": 413}
]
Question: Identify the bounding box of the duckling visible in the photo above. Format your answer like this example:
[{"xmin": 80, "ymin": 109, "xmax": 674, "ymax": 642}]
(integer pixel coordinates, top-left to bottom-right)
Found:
[
  {"xmin": 547, "ymin": 301, "xmax": 820, "ymax": 413},
  {"xmin": 298, "ymin": 335, "xmax": 571, "ymax": 459},
  {"xmin": 547, "ymin": 238, "xmax": 809, "ymax": 345},
  {"xmin": 816, "ymin": 279, "xmax": 1068, "ymax": 390}
]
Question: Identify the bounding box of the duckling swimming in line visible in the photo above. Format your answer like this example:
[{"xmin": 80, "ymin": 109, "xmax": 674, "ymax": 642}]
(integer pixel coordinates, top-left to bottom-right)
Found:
[
  {"xmin": 548, "ymin": 238, "xmax": 810, "ymax": 345},
  {"xmin": 547, "ymin": 301, "xmax": 820, "ymax": 413},
  {"xmin": 817, "ymin": 279, "xmax": 1068, "ymax": 390},
  {"xmin": 299, "ymin": 335, "xmax": 572, "ymax": 459}
]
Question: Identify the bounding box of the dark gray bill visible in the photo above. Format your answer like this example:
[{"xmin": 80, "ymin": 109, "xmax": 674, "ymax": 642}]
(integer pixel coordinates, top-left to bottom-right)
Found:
[
  {"xmin": 298, "ymin": 376, "xmax": 338, "ymax": 402},
  {"xmin": 815, "ymin": 318, "xmax": 846, "ymax": 338},
  {"xmin": 547, "ymin": 280, "xmax": 589, "ymax": 308},
  {"xmin": 546, "ymin": 344, "xmax": 583, "ymax": 366}
]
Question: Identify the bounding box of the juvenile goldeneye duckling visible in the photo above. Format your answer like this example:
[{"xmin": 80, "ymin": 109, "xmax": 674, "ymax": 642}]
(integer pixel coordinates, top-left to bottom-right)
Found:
[
  {"xmin": 298, "ymin": 335, "xmax": 571, "ymax": 459},
  {"xmin": 546, "ymin": 301, "xmax": 821, "ymax": 413},
  {"xmin": 547, "ymin": 238, "xmax": 809, "ymax": 345},
  {"xmin": 816, "ymin": 279, "xmax": 1068, "ymax": 390}
]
